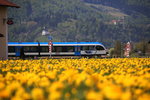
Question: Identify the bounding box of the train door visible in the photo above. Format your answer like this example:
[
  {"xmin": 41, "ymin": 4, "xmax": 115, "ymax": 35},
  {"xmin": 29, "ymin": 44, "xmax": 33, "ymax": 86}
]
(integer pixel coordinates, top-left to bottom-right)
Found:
[
  {"xmin": 75, "ymin": 46, "xmax": 81, "ymax": 56},
  {"xmin": 15, "ymin": 46, "xmax": 22, "ymax": 57}
]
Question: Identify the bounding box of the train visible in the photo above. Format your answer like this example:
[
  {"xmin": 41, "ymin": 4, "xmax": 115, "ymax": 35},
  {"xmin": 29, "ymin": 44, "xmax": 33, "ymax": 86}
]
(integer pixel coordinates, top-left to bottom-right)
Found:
[{"xmin": 8, "ymin": 42, "xmax": 108, "ymax": 57}]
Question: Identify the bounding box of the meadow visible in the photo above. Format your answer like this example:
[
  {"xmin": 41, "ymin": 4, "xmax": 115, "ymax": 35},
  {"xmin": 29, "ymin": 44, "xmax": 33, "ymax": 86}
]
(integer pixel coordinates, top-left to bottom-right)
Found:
[{"xmin": 0, "ymin": 58, "xmax": 150, "ymax": 100}]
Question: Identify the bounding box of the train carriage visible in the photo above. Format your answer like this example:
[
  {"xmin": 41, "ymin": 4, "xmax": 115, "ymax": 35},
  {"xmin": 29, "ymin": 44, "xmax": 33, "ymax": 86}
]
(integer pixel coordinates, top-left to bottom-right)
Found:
[{"xmin": 8, "ymin": 42, "xmax": 107, "ymax": 57}]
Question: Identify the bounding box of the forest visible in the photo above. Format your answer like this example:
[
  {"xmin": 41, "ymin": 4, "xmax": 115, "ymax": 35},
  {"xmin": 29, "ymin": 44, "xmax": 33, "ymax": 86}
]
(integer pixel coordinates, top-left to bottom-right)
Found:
[{"xmin": 8, "ymin": 0, "xmax": 150, "ymax": 47}]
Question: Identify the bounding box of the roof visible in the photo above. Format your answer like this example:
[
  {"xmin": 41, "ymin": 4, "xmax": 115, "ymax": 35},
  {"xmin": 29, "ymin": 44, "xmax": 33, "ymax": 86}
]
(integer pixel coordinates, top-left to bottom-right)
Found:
[
  {"xmin": 8, "ymin": 42, "xmax": 104, "ymax": 46},
  {"xmin": 0, "ymin": 0, "xmax": 20, "ymax": 8}
]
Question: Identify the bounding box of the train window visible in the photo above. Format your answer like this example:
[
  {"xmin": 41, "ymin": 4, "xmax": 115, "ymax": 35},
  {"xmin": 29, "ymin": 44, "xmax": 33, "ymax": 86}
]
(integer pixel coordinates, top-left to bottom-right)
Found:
[
  {"xmin": 24, "ymin": 47, "xmax": 29, "ymax": 52},
  {"xmin": 30, "ymin": 46, "xmax": 38, "ymax": 52},
  {"xmin": 67, "ymin": 46, "xmax": 74, "ymax": 52},
  {"xmin": 53, "ymin": 46, "xmax": 74, "ymax": 52},
  {"xmin": 77, "ymin": 46, "xmax": 80, "ymax": 52},
  {"xmin": 24, "ymin": 46, "xmax": 38, "ymax": 52},
  {"xmin": 8, "ymin": 46, "xmax": 15, "ymax": 53},
  {"xmin": 82, "ymin": 46, "xmax": 89, "ymax": 50},
  {"xmin": 40, "ymin": 46, "xmax": 49, "ymax": 52},
  {"xmin": 96, "ymin": 46, "xmax": 104, "ymax": 50},
  {"xmin": 52, "ymin": 47, "xmax": 56, "ymax": 52},
  {"xmin": 89, "ymin": 46, "xmax": 95, "ymax": 50},
  {"xmin": 53, "ymin": 46, "xmax": 62, "ymax": 52},
  {"xmin": 81, "ymin": 46, "xmax": 95, "ymax": 50},
  {"xmin": 63, "ymin": 46, "xmax": 74, "ymax": 52},
  {"xmin": 62, "ymin": 47, "xmax": 67, "ymax": 52}
]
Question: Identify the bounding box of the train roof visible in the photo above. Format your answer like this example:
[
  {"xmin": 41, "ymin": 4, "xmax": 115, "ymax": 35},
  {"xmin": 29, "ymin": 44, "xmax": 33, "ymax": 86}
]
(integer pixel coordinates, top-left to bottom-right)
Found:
[{"xmin": 8, "ymin": 42, "xmax": 104, "ymax": 46}]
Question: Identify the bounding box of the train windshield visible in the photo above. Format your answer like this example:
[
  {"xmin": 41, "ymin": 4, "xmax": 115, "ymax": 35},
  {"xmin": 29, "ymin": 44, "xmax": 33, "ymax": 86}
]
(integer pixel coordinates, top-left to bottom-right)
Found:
[{"xmin": 96, "ymin": 46, "xmax": 105, "ymax": 50}]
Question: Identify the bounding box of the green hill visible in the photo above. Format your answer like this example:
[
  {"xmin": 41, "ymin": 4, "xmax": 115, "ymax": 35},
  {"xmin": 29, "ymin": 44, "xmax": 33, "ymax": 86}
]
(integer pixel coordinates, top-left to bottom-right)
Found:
[{"xmin": 8, "ymin": 0, "xmax": 150, "ymax": 47}]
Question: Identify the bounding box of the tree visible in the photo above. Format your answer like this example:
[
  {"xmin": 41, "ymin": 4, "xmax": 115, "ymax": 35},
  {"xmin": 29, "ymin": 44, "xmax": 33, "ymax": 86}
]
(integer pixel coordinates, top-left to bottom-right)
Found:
[{"xmin": 114, "ymin": 40, "xmax": 122, "ymax": 57}]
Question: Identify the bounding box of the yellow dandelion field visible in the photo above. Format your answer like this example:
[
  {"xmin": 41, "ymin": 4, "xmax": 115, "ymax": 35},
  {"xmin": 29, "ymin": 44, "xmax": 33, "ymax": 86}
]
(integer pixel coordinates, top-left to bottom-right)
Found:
[{"xmin": 0, "ymin": 58, "xmax": 150, "ymax": 100}]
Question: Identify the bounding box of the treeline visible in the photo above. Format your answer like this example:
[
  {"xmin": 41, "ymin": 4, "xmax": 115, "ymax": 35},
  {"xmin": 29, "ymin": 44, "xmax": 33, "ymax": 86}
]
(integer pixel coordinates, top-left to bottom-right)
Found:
[
  {"xmin": 83, "ymin": 0, "xmax": 150, "ymax": 17},
  {"xmin": 8, "ymin": 0, "xmax": 150, "ymax": 48},
  {"xmin": 83, "ymin": 0, "xmax": 150, "ymax": 6}
]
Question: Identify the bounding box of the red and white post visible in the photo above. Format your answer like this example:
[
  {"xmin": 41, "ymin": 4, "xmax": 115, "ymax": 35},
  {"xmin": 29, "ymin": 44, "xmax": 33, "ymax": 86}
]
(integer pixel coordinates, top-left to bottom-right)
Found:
[{"xmin": 48, "ymin": 36, "xmax": 53, "ymax": 58}]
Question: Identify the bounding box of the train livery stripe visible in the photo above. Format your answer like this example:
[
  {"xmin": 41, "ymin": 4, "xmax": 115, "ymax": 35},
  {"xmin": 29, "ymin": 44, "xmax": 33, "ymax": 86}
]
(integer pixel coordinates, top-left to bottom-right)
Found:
[{"xmin": 8, "ymin": 42, "xmax": 104, "ymax": 46}]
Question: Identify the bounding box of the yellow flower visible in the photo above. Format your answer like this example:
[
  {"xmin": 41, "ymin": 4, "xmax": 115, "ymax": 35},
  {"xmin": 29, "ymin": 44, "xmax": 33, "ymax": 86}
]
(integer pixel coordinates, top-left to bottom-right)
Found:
[
  {"xmin": 0, "ymin": 58, "xmax": 150, "ymax": 100},
  {"xmin": 48, "ymin": 91, "xmax": 61, "ymax": 100},
  {"xmin": 31, "ymin": 88, "xmax": 45, "ymax": 100},
  {"xmin": 135, "ymin": 89, "xmax": 142, "ymax": 95},
  {"xmin": 0, "ymin": 82, "xmax": 5, "ymax": 89},
  {"xmin": 121, "ymin": 91, "xmax": 131, "ymax": 100},
  {"xmin": 49, "ymin": 82, "xmax": 64, "ymax": 92},
  {"xmin": 39, "ymin": 77, "xmax": 50, "ymax": 87},
  {"xmin": 65, "ymin": 92, "xmax": 71, "ymax": 99},
  {"xmin": 0, "ymin": 89, "xmax": 10, "ymax": 98},
  {"xmin": 75, "ymin": 72, "xmax": 87, "ymax": 86},
  {"xmin": 138, "ymin": 94, "xmax": 150, "ymax": 100},
  {"xmin": 103, "ymin": 85, "xmax": 122, "ymax": 99},
  {"xmin": 85, "ymin": 77, "xmax": 94, "ymax": 87},
  {"xmin": 86, "ymin": 90, "xmax": 103, "ymax": 100},
  {"xmin": 46, "ymin": 71, "xmax": 56, "ymax": 80},
  {"xmin": 22, "ymin": 93, "xmax": 31, "ymax": 100},
  {"xmin": 11, "ymin": 96, "xmax": 22, "ymax": 100}
]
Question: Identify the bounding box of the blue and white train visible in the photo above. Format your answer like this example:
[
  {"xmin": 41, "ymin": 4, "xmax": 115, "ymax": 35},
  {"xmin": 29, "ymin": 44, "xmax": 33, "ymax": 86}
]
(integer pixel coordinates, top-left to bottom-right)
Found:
[{"xmin": 8, "ymin": 42, "xmax": 108, "ymax": 57}]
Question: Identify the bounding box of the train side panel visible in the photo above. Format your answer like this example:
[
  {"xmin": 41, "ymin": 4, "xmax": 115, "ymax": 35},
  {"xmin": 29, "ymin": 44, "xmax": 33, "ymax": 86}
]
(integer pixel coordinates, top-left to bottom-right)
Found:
[{"xmin": 8, "ymin": 42, "xmax": 107, "ymax": 57}]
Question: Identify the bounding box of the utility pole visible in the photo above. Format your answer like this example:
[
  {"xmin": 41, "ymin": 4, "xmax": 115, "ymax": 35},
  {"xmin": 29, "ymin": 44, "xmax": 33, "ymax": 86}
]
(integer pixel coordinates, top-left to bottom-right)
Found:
[{"xmin": 42, "ymin": 27, "xmax": 53, "ymax": 58}]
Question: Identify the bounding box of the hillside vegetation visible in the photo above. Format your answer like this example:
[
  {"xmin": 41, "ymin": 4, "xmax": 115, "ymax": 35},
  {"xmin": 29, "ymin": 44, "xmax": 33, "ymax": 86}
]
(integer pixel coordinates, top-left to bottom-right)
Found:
[{"xmin": 8, "ymin": 0, "xmax": 150, "ymax": 47}]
